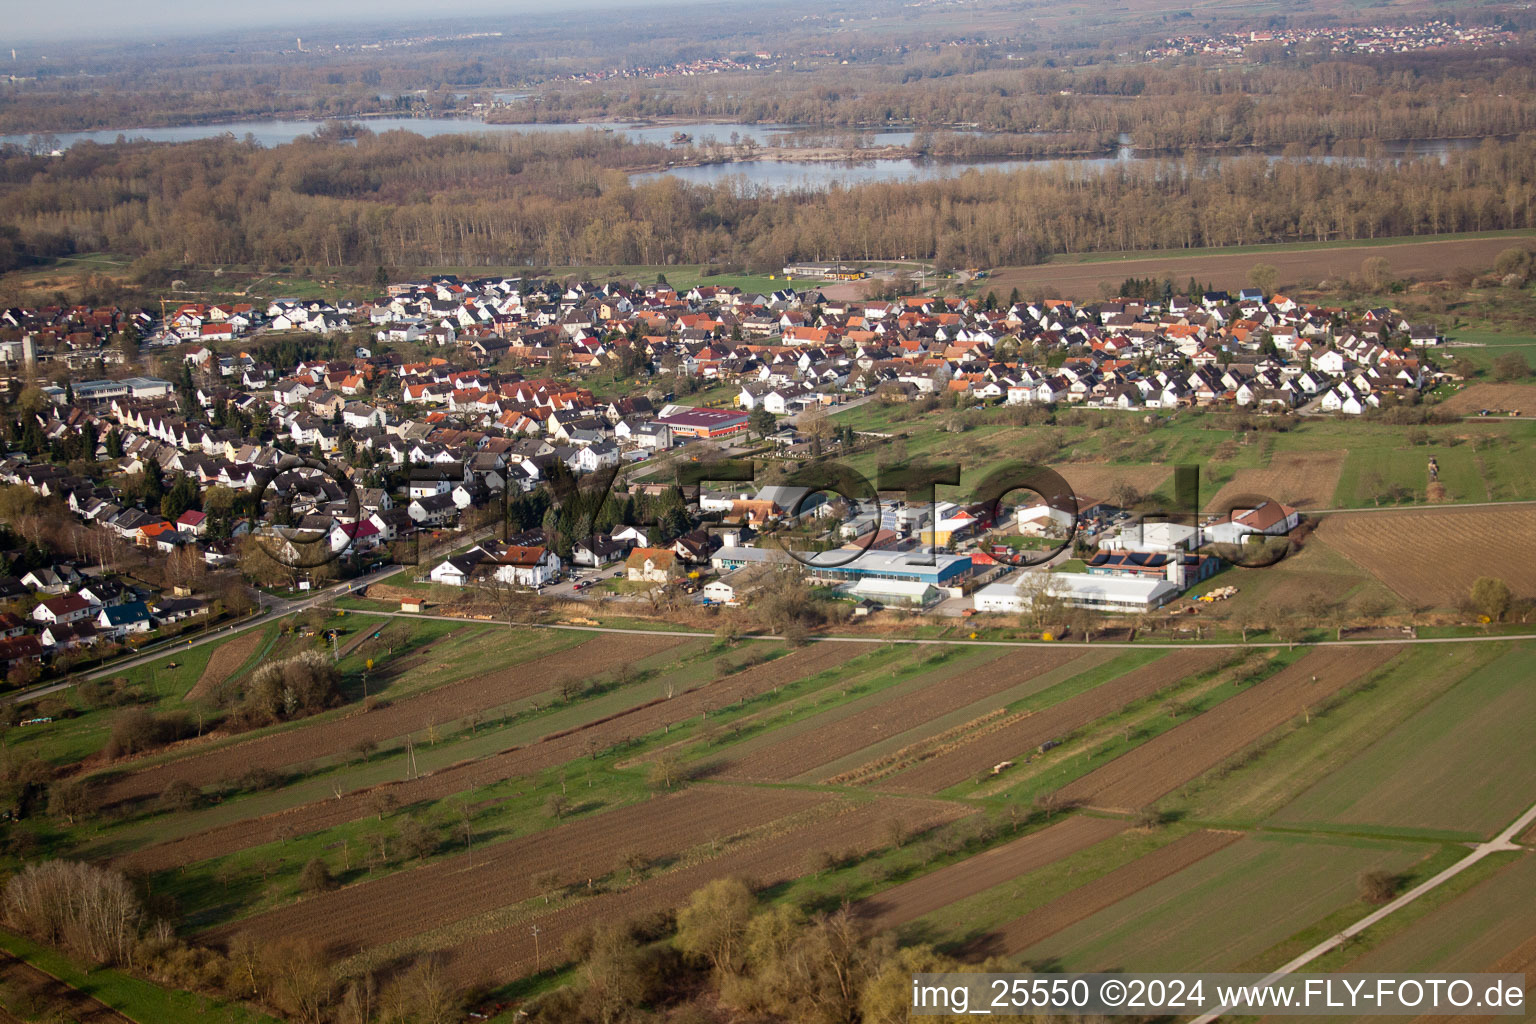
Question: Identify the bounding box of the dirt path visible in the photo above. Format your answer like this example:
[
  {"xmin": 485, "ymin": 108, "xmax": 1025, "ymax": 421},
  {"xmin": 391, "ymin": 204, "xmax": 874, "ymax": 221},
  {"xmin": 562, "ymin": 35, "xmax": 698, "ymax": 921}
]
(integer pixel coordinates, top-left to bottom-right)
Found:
[
  {"xmin": 1055, "ymin": 646, "xmax": 1402, "ymax": 811},
  {"xmin": 185, "ymin": 630, "xmax": 265, "ymax": 701},
  {"xmin": 114, "ymin": 642, "xmax": 869, "ymax": 873},
  {"xmin": 881, "ymin": 650, "xmax": 1229, "ymax": 794},
  {"xmin": 851, "ymin": 814, "xmax": 1128, "ymax": 935},
  {"xmin": 963, "ymin": 828, "xmax": 1242, "ymax": 959},
  {"xmin": 96, "ymin": 632, "xmax": 687, "ymax": 808}
]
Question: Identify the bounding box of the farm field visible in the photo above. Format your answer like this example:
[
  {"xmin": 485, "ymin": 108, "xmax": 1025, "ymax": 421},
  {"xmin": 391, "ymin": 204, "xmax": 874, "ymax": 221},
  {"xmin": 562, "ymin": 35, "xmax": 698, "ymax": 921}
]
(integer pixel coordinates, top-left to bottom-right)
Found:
[
  {"xmin": 112, "ymin": 640, "xmax": 870, "ymax": 873},
  {"xmin": 14, "ymin": 603, "xmax": 1535, "ymax": 1016},
  {"xmin": 1438, "ymin": 382, "xmax": 1536, "ymax": 416},
  {"xmin": 1314, "ymin": 506, "xmax": 1536, "ymax": 606},
  {"xmin": 1054, "ymin": 646, "xmax": 1403, "ymax": 811},
  {"xmin": 963, "ymin": 828, "xmax": 1243, "ymax": 959},
  {"xmin": 1206, "ymin": 450, "xmax": 1347, "ymax": 512},
  {"xmin": 1269, "ymin": 643, "xmax": 1536, "ymax": 840},
  {"xmin": 1013, "ymin": 834, "xmax": 1431, "ymax": 973},
  {"xmin": 0, "ymin": 949, "xmax": 134, "ymax": 1024},
  {"xmin": 986, "ymin": 234, "xmax": 1534, "ymax": 298},
  {"xmin": 437, "ymin": 795, "xmax": 969, "ymax": 986},
  {"xmin": 881, "ymin": 649, "xmax": 1228, "ymax": 794},
  {"xmin": 707, "ymin": 647, "xmax": 1086, "ymax": 782},
  {"xmin": 91, "ymin": 631, "xmax": 689, "ymax": 808},
  {"xmin": 1054, "ymin": 464, "xmax": 1172, "ymax": 505},
  {"xmin": 1344, "ymin": 853, "xmax": 1536, "ymax": 976},
  {"xmin": 185, "ymin": 628, "xmax": 267, "ymax": 701},
  {"xmin": 1160, "ymin": 643, "xmax": 1500, "ymax": 826},
  {"xmin": 202, "ymin": 785, "xmax": 831, "ymax": 956},
  {"xmin": 851, "ymin": 814, "xmax": 1127, "ymax": 935}
]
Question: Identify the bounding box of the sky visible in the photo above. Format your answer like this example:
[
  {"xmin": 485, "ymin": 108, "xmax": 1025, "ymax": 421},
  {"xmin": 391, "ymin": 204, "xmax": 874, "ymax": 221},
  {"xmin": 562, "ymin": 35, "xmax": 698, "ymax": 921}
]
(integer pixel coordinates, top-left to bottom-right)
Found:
[{"xmin": 7, "ymin": 0, "xmax": 687, "ymax": 43}]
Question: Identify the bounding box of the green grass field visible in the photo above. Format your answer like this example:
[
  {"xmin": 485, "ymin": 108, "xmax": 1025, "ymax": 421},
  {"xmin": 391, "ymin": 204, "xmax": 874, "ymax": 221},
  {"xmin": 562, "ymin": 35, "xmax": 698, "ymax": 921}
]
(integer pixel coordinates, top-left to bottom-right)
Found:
[
  {"xmin": 1344, "ymin": 853, "xmax": 1536, "ymax": 972},
  {"xmin": 1158, "ymin": 643, "xmax": 1500, "ymax": 827},
  {"xmin": 1013, "ymin": 834, "xmax": 1430, "ymax": 973},
  {"xmin": 1268, "ymin": 642, "xmax": 1536, "ymax": 841}
]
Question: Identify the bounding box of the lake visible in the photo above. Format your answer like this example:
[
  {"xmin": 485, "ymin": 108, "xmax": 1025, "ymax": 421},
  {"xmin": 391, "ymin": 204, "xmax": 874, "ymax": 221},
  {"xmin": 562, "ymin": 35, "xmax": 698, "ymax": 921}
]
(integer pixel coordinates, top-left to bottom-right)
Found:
[
  {"xmin": 0, "ymin": 118, "xmax": 907, "ymax": 151},
  {"xmin": 1, "ymin": 118, "xmax": 1495, "ymax": 193}
]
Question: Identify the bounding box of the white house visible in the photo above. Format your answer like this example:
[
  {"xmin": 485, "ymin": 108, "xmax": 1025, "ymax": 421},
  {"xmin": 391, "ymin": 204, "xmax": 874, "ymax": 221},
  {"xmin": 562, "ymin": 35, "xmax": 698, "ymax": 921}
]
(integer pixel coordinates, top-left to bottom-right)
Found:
[{"xmin": 491, "ymin": 545, "xmax": 561, "ymax": 587}]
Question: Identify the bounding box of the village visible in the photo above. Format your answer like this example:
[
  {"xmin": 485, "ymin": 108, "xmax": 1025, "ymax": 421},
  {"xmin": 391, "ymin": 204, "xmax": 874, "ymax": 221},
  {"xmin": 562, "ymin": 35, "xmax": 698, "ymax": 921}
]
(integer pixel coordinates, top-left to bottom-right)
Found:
[{"xmin": 0, "ymin": 271, "xmax": 1465, "ymax": 682}]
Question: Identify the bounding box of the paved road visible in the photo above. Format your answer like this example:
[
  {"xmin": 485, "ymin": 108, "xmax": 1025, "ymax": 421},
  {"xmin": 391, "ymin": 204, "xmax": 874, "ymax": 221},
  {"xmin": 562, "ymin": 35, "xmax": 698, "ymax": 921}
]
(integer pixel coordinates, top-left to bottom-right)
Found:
[{"xmin": 1190, "ymin": 798, "xmax": 1536, "ymax": 1024}]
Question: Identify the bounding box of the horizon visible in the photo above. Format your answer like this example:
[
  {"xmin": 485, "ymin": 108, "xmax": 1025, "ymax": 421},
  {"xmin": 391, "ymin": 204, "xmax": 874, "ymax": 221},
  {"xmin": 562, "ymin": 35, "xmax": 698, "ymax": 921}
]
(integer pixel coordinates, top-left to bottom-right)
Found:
[{"xmin": 5, "ymin": 0, "xmax": 720, "ymax": 44}]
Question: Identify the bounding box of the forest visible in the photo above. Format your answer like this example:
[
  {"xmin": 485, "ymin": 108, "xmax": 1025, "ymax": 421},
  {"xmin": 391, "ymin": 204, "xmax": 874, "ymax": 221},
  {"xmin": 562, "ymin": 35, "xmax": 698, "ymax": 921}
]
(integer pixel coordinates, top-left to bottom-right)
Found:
[
  {"xmin": 1, "ymin": 128, "xmax": 1533, "ymax": 274},
  {"xmin": 496, "ymin": 51, "xmax": 1536, "ymax": 152}
]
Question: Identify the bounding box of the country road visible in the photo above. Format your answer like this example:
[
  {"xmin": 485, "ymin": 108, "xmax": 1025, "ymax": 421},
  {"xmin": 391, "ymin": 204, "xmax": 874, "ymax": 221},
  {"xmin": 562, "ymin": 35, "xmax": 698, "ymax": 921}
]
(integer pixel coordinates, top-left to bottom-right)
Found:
[{"xmin": 1189, "ymin": 798, "xmax": 1536, "ymax": 1024}]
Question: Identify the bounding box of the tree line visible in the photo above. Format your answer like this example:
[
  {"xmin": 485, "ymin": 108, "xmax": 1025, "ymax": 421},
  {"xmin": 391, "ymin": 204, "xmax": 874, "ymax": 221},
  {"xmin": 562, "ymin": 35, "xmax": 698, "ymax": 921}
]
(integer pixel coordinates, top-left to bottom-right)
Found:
[{"xmin": 3, "ymin": 129, "xmax": 1534, "ymax": 273}]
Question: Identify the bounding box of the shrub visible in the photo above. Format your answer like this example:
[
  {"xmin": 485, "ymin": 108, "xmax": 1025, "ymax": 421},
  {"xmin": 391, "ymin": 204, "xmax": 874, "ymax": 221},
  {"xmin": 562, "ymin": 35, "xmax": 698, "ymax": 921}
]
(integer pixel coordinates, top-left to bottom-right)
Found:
[{"xmin": 299, "ymin": 858, "xmax": 335, "ymax": 893}]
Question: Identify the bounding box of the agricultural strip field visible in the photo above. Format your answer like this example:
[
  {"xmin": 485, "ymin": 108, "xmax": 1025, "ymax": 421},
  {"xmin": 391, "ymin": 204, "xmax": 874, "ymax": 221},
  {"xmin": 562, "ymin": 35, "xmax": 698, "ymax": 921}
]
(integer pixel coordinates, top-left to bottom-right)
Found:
[
  {"xmin": 707, "ymin": 648, "xmax": 1087, "ymax": 782},
  {"xmin": 1013, "ymin": 834, "xmax": 1430, "ymax": 973},
  {"xmin": 1408, "ymin": 934, "xmax": 1536, "ymax": 1024},
  {"xmin": 1437, "ymin": 383, "xmax": 1536, "ymax": 416},
  {"xmin": 1345, "ymin": 853, "xmax": 1536, "ymax": 976},
  {"xmin": 200, "ymin": 785, "xmax": 828, "ymax": 957},
  {"xmin": 92, "ymin": 632, "xmax": 688, "ymax": 808},
  {"xmin": 1157, "ymin": 643, "xmax": 1500, "ymax": 827},
  {"xmin": 880, "ymin": 650, "xmax": 1228, "ymax": 794},
  {"xmin": 115, "ymin": 641, "xmax": 869, "ymax": 872},
  {"xmin": 986, "ymin": 235, "xmax": 1531, "ymax": 298},
  {"xmin": 438, "ymin": 796, "xmax": 969, "ymax": 986},
  {"xmin": 1053, "ymin": 646, "xmax": 1403, "ymax": 811},
  {"xmin": 1269, "ymin": 643, "xmax": 1536, "ymax": 840},
  {"xmin": 185, "ymin": 630, "xmax": 266, "ymax": 701},
  {"xmin": 851, "ymin": 814, "xmax": 1128, "ymax": 935},
  {"xmin": 1314, "ymin": 506, "xmax": 1536, "ymax": 606},
  {"xmin": 961, "ymin": 829, "xmax": 1243, "ymax": 959},
  {"xmin": 0, "ymin": 951, "xmax": 133, "ymax": 1024},
  {"xmin": 1206, "ymin": 451, "xmax": 1347, "ymax": 512}
]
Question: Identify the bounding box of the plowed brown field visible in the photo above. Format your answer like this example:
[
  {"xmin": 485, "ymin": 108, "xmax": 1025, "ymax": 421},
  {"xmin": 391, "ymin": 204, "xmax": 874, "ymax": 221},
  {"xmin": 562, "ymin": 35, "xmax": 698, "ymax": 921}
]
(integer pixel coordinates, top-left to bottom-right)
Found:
[
  {"xmin": 1316, "ymin": 506, "xmax": 1536, "ymax": 605},
  {"xmin": 96, "ymin": 632, "xmax": 687, "ymax": 807},
  {"xmin": 202, "ymin": 786, "xmax": 828, "ymax": 957},
  {"xmin": 441, "ymin": 796, "xmax": 969, "ymax": 985},
  {"xmin": 1054, "ymin": 646, "xmax": 1403, "ymax": 811},
  {"xmin": 962, "ymin": 829, "xmax": 1242, "ymax": 958},
  {"xmin": 0, "ymin": 953, "xmax": 133, "ymax": 1024},
  {"xmin": 1057, "ymin": 465, "xmax": 1173, "ymax": 506},
  {"xmin": 882, "ymin": 650, "xmax": 1228, "ymax": 794},
  {"xmin": 1207, "ymin": 451, "xmax": 1347, "ymax": 511},
  {"xmin": 985, "ymin": 235, "xmax": 1530, "ymax": 298},
  {"xmin": 711, "ymin": 648, "xmax": 1085, "ymax": 782},
  {"xmin": 852, "ymin": 814, "xmax": 1128, "ymax": 935},
  {"xmin": 115, "ymin": 642, "xmax": 868, "ymax": 873},
  {"xmin": 1439, "ymin": 383, "xmax": 1536, "ymax": 416},
  {"xmin": 185, "ymin": 630, "xmax": 264, "ymax": 701}
]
